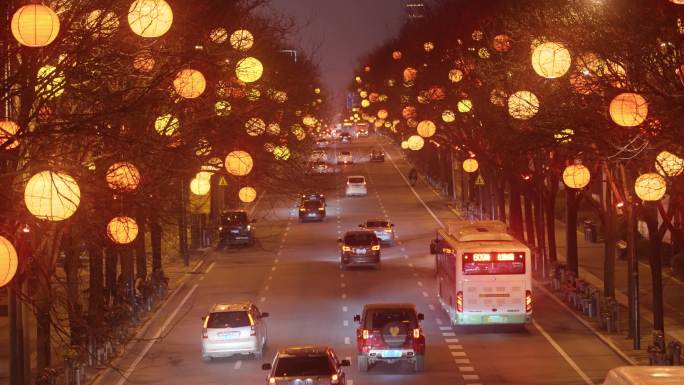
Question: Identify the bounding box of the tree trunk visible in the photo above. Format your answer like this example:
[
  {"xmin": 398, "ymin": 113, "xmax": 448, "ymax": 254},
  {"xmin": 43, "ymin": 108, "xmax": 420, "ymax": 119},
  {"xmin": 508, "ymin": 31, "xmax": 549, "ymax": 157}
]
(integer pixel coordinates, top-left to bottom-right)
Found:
[
  {"xmin": 509, "ymin": 178, "xmax": 524, "ymax": 240},
  {"xmin": 566, "ymin": 189, "xmax": 580, "ymax": 274},
  {"xmin": 497, "ymin": 178, "xmax": 506, "ymax": 222},
  {"xmin": 644, "ymin": 202, "xmax": 665, "ymax": 332},
  {"xmin": 546, "ymin": 174, "xmax": 560, "ymax": 263},
  {"xmin": 524, "ymin": 188, "xmax": 536, "ymax": 247},
  {"xmin": 119, "ymin": 248, "xmax": 133, "ymax": 301},
  {"xmin": 603, "ymin": 187, "xmax": 616, "ymax": 298},
  {"xmin": 135, "ymin": 208, "xmax": 147, "ymax": 279},
  {"xmin": 63, "ymin": 232, "xmax": 84, "ymax": 346},
  {"xmin": 104, "ymin": 246, "xmax": 118, "ymax": 306},
  {"xmin": 87, "ymin": 242, "xmax": 105, "ymax": 337},
  {"xmin": 151, "ymin": 211, "xmax": 163, "ymax": 272}
]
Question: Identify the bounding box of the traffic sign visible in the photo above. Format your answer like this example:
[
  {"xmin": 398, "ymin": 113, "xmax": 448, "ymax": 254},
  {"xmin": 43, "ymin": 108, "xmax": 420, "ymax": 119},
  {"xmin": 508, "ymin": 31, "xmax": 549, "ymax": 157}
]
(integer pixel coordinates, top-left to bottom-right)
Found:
[
  {"xmin": 218, "ymin": 176, "xmax": 228, "ymax": 186},
  {"xmin": 475, "ymin": 174, "xmax": 485, "ymax": 186}
]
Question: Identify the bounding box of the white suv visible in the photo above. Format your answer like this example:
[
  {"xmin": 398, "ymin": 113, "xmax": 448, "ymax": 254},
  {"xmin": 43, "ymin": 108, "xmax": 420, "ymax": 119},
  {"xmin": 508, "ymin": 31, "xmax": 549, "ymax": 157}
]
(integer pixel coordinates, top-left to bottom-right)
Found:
[
  {"xmin": 345, "ymin": 176, "xmax": 368, "ymax": 197},
  {"xmin": 201, "ymin": 302, "xmax": 268, "ymax": 361}
]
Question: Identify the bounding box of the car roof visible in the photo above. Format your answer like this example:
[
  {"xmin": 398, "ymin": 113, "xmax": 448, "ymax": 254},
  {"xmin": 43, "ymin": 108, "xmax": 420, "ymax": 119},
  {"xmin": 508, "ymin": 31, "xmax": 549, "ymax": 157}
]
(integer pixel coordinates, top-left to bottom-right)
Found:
[
  {"xmin": 363, "ymin": 303, "xmax": 417, "ymax": 311},
  {"xmin": 345, "ymin": 230, "xmax": 376, "ymax": 236},
  {"xmin": 365, "ymin": 219, "xmax": 388, "ymax": 224},
  {"xmin": 222, "ymin": 209, "xmax": 247, "ymax": 214},
  {"xmin": 278, "ymin": 346, "xmax": 330, "ymax": 357},
  {"xmin": 347, "ymin": 175, "xmax": 365, "ymax": 179},
  {"xmin": 605, "ymin": 366, "xmax": 684, "ymax": 385},
  {"xmin": 211, "ymin": 302, "xmax": 252, "ymax": 312}
]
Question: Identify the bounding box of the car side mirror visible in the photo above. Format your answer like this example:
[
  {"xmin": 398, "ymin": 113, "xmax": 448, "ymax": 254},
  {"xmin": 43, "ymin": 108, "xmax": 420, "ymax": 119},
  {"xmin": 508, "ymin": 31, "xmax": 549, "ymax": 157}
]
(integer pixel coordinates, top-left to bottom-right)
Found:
[
  {"xmin": 429, "ymin": 239, "xmax": 438, "ymax": 255},
  {"xmin": 353, "ymin": 314, "xmax": 361, "ymax": 322},
  {"xmin": 390, "ymin": 223, "xmax": 394, "ymax": 227},
  {"xmin": 201, "ymin": 316, "xmax": 206, "ymax": 321},
  {"xmin": 340, "ymin": 359, "xmax": 351, "ymax": 367},
  {"xmin": 261, "ymin": 363, "xmax": 271, "ymax": 371},
  {"xmin": 358, "ymin": 224, "xmax": 363, "ymax": 228},
  {"xmin": 337, "ymin": 238, "xmax": 342, "ymax": 243},
  {"xmin": 260, "ymin": 312, "xmax": 269, "ymax": 318},
  {"xmin": 418, "ymin": 313, "xmax": 425, "ymax": 321}
]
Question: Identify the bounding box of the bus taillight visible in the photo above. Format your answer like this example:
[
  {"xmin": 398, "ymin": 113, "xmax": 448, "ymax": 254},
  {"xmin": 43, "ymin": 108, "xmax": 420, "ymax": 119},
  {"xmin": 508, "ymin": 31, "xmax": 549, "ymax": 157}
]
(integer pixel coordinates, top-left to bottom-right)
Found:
[
  {"xmin": 525, "ymin": 290, "xmax": 532, "ymax": 313},
  {"xmin": 456, "ymin": 291, "xmax": 463, "ymax": 312}
]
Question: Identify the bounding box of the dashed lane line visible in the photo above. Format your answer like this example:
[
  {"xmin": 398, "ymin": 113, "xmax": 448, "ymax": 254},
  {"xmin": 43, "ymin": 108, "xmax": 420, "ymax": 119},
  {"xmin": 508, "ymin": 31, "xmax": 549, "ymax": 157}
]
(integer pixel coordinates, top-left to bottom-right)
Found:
[
  {"xmin": 439, "ymin": 326, "xmax": 452, "ymax": 331},
  {"xmin": 234, "ymin": 360, "xmax": 242, "ymax": 370},
  {"xmin": 451, "ymin": 351, "xmax": 467, "ymax": 357},
  {"xmin": 342, "ymin": 306, "xmax": 348, "ymax": 312},
  {"xmin": 459, "ymin": 366, "xmax": 475, "ymax": 372},
  {"xmin": 463, "ymin": 375, "xmax": 480, "ymax": 381},
  {"xmin": 442, "ymin": 332, "xmax": 456, "ymax": 337},
  {"xmin": 343, "ymin": 320, "xmax": 349, "ymax": 327},
  {"xmin": 344, "ymin": 337, "xmax": 351, "ymax": 345},
  {"xmin": 449, "ymin": 345, "xmax": 464, "ymax": 350},
  {"xmin": 532, "ymin": 319, "xmax": 595, "ymax": 385},
  {"xmin": 445, "ymin": 338, "xmax": 460, "ymax": 343}
]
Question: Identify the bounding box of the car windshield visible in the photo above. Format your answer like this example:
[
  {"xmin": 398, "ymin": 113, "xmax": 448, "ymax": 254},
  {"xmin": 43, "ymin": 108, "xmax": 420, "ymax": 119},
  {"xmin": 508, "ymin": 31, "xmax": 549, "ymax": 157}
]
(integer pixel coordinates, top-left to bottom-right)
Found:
[
  {"xmin": 366, "ymin": 220, "xmax": 388, "ymax": 228},
  {"xmin": 364, "ymin": 308, "xmax": 417, "ymax": 329},
  {"xmin": 274, "ymin": 355, "xmax": 334, "ymax": 377},
  {"xmin": 221, "ymin": 212, "xmax": 247, "ymax": 226},
  {"xmin": 207, "ymin": 311, "xmax": 250, "ymax": 328},
  {"xmin": 341, "ymin": 151, "xmax": 351, "ymax": 156},
  {"xmin": 303, "ymin": 201, "xmax": 322, "ymax": 209},
  {"xmin": 344, "ymin": 232, "xmax": 375, "ymax": 246},
  {"xmin": 348, "ymin": 177, "xmax": 364, "ymax": 184}
]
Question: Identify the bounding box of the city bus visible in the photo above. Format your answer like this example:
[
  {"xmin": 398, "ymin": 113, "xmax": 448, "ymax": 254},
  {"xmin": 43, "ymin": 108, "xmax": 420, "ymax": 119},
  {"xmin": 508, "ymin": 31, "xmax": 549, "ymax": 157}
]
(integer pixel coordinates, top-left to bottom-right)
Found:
[{"xmin": 431, "ymin": 220, "xmax": 532, "ymax": 326}]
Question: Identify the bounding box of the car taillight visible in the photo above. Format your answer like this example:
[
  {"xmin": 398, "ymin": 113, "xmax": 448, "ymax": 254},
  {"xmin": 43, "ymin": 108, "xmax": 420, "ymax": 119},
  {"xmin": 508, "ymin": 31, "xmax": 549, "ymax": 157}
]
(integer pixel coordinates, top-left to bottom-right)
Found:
[
  {"xmin": 526, "ymin": 290, "xmax": 532, "ymax": 313},
  {"xmin": 362, "ymin": 329, "xmax": 369, "ymax": 340},
  {"xmin": 250, "ymin": 326, "xmax": 256, "ymax": 336},
  {"xmin": 413, "ymin": 328, "xmax": 420, "ymax": 339},
  {"xmin": 342, "ymin": 245, "xmax": 351, "ymax": 252},
  {"xmin": 202, "ymin": 329, "xmax": 208, "ymax": 339},
  {"xmin": 371, "ymin": 245, "xmax": 380, "ymax": 251},
  {"xmin": 299, "ymin": 208, "xmax": 306, "ymax": 212},
  {"xmin": 385, "ymin": 228, "xmax": 393, "ymax": 232},
  {"xmin": 331, "ymin": 374, "xmax": 339, "ymax": 384},
  {"xmin": 268, "ymin": 377, "xmax": 275, "ymax": 384},
  {"xmin": 456, "ymin": 291, "xmax": 463, "ymax": 313},
  {"xmin": 318, "ymin": 207, "xmax": 325, "ymax": 211}
]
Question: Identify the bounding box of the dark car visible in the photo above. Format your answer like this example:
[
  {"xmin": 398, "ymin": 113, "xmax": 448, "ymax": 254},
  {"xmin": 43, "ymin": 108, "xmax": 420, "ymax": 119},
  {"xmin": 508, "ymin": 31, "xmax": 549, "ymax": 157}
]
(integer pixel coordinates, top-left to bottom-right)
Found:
[
  {"xmin": 354, "ymin": 303, "xmax": 425, "ymax": 373},
  {"xmin": 218, "ymin": 210, "xmax": 255, "ymax": 247},
  {"xmin": 369, "ymin": 149, "xmax": 385, "ymax": 162},
  {"xmin": 339, "ymin": 132, "xmax": 352, "ymax": 143},
  {"xmin": 262, "ymin": 346, "xmax": 350, "ymax": 385},
  {"xmin": 301, "ymin": 191, "xmax": 325, "ymax": 205},
  {"xmin": 338, "ymin": 230, "xmax": 380, "ymax": 270},
  {"xmin": 299, "ymin": 200, "xmax": 326, "ymax": 222}
]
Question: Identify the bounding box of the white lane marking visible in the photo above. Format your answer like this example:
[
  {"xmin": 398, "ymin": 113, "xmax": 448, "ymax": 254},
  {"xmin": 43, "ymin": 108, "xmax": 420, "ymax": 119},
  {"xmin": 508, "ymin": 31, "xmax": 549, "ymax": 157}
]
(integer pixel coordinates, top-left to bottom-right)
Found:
[
  {"xmin": 271, "ymin": 266, "xmax": 277, "ymax": 271},
  {"xmin": 422, "ymin": 291, "xmax": 429, "ymax": 297},
  {"xmin": 533, "ymin": 282, "xmax": 637, "ymax": 365},
  {"xmin": 412, "ymin": 273, "xmax": 418, "ymax": 277},
  {"xmin": 417, "ymin": 281, "xmax": 423, "ymax": 287},
  {"xmin": 532, "ymin": 319, "xmax": 595, "ymax": 385},
  {"xmin": 404, "ymin": 255, "xmax": 409, "ymax": 260},
  {"xmin": 435, "ymin": 318, "xmax": 443, "ymax": 325},
  {"xmin": 341, "ymin": 283, "xmax": 346, "ymax": 288},
  {"xmin": 463, "ymin": 375, "xmax": 480, "ymax": 380},
  {"xmin": 260, "ymin": 297, "xmax": 266, "ymax": 303},
  {"xmin": 234, "ymin": 360, "xmax": 242, "ymax": 370},
  {"xmin": 340, "ymin": 273, "xmax": 345, "ymax": 278},
  {"xmin": 451, "ymin": 351, "xmax": 467, "ymax": 357},
  {"xmin": 442, "ymin": 332, "xmax": 456, "ymax": 337},
  {"xmin": 448, "ymin": 345, "xmax": 464, "ymax": 350},
  {"xmin": 268, "ymin": 276, "xmax": 273, "ymax": 280},
  {"xmin": 459, "ymin": 366, "xmax": 475, "ymax": 372},
  {"xmin": 111, "ymin": 284, "xmax": 199, "ymax": 385},
  {"xmin": 264, "ymin": 286, "xmax": 269, "ymax": 291},
  {"xmin": 439, "ymin": 326, "xmax": 452, "ymax": 331},
  {"xmin": 383, "ymin": 147, "xmax": 445, "ymax": 228},
  {"xmin": 274, "ymin": 259, "xmax": 279, "ymax": 264},
  {"xmin": 342, "ymin": 306, "xmax": 348, "ymax": 312},
  {"xmin": 191, "ymin": 259, "xmax": 205, "ymax": 273},
  {"xmin": 428, "ymin": 304, "xmax": 435, "ymax": 311},
  {"xmin": 347, "ymin": 380, "xmax": 353, "ymax": 385},
  {"xmin": 343, "ymin": 320, "xmax": 349, "ymax": 327},
  {"xmin": 401, "ymin": 247, "xmax": 406, "ymax": 252},
  {"xmin": 445, "ymin": 338, "xmax": 460, "ymax": 343},
  {"xmin": 344, "ymin": 337, "xmax": 351, "ymax": 345},
  {"xmin": 454, "ymin": 358, "xmax": 471, "ymax": 364},
  {"xmin": 199, "ymin": 276, "xmax": 205, "ymax": 281},
  {"xmin": 341, "ymin": 293, "xmax": 347, "ymax": 299},
  {"xmin": 409, "ymin": 263, "xmax": 414, "ymax": 268}
]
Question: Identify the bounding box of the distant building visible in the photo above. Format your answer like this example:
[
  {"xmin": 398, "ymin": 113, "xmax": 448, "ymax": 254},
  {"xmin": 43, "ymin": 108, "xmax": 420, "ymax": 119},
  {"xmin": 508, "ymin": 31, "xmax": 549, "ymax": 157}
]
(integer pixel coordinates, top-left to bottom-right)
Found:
[{"xmin": 406, "ymin": 0, "xmax": 425, "ymax": 20}]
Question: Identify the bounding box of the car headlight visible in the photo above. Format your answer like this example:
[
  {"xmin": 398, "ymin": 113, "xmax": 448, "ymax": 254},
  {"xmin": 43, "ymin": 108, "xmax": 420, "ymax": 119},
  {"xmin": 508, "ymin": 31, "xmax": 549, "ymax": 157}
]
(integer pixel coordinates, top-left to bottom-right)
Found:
[
  {"xmin": 218, "ymin": 226, "xmax": 223, "ymax": 231},
  {"xmin": 246, "ymin": 225, "xmax": 252, "ymax": 231}
]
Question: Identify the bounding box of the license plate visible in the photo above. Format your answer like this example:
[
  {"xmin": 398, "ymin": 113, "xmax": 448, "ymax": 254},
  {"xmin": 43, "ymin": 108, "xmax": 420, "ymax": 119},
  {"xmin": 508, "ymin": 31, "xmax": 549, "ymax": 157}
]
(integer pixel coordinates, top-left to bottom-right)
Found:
[
  {"xmin": 383, "ymin": 350, "xmax": 402, "ymax": 358},
  {"xmin": 217, "ymin": 331, "xmax": 239, "ymax": 339},
  {"xmin": 309, "ymin": 213, "xmax": 316, "ymax": 217},
  {"xmin": 230, "ymin": 229, "xmax": 240, "ymax": 234},
  {"xmin": 486, "ymin": 315, "xmax": 503, "ymax": 323},
  {"xmin": 356, "ymin": 248, "xmax": 366, "ymax": 254}
]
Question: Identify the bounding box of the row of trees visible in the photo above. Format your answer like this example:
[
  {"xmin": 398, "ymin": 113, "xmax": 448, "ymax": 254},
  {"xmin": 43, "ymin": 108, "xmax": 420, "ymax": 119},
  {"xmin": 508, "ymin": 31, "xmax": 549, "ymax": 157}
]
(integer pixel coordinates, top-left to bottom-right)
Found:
[
  {"xmin": 1, "ymin": 0, "xmax": 322, "ymax": 379},
  {"xmin": 350, "ymin": 0, "xmax": 683, "ymax": 342}
]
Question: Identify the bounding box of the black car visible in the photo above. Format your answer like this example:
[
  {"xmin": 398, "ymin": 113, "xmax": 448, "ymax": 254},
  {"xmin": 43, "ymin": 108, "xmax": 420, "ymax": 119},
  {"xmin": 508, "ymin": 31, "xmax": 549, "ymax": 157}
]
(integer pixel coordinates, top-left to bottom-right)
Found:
[
  {"xmin": 339, "ymin": 132, "xmax": 352, "ymax": 143},
  {"xmin": 262, "ymin": 346, "xmax": 350, "ymax": 385},
  {"xmin": 370, "ymin": 149, "xmax": 385, "ymax": 162},
  {"xmin": 301, "ymin": 191, "xmax": 325, "ymax": 205},
  {"xmin": 338, "ymin": 230, "xmax": 380, "ymax": 270},
  {"xmin": 299, "ymin": 200, "xmax": 326, "ymax": 222},
  {"xmin": 218, "ymin": 210, "xmax": 255, "ymax": 247}
]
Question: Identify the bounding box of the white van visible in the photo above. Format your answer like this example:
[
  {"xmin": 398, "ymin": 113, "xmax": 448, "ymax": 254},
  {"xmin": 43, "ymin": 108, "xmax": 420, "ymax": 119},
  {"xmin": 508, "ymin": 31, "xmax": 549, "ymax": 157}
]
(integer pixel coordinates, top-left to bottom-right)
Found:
[{"xmin": 603, "ymin": 366, "xmax": 684, "ymax": 385}]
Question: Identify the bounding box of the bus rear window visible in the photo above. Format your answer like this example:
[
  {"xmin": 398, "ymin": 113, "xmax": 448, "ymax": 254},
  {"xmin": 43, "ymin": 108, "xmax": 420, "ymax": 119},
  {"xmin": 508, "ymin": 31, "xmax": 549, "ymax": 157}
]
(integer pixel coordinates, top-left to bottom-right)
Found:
[{"xmin": 462, "ymin": 252, "xmax": 525, "ymax": 275}]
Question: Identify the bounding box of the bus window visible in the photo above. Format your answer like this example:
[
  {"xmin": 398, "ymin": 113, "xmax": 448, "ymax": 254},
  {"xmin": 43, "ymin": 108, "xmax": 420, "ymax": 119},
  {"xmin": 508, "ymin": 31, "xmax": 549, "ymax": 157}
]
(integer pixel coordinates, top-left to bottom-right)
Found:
[{"xmin": 462, "ymin": 252, "xmax": 525, "ymax": 275}]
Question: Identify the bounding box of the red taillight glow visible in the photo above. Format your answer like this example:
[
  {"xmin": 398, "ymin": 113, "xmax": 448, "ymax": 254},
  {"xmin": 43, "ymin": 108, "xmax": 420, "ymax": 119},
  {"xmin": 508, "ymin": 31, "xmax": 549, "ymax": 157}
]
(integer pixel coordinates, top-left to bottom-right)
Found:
[
  {"xmin": 268, "ymin": 377, "xmax": 275, "ymax": 384},
  {"xmin": 526, "ymin": 290, "xmax": 532, "ymax": 313},
  {"xmin": 342, "ymin": 245, "xmax": 351, "ymax": 252},
  {"xmin": 362, "ymin": 329, "xmax": 369, "ymax": 339},
  {"xmin": 318, "ymin": 207, "xmax": 325, "ymax": 211},
  {"xmin": 331, "ymin": 374, "xmax": 339, "ymax": 384},
  {"xmin": 456, "ymin": 291, "xmax": 463, "ymax": 312},
  {"xmin": 202, "ymin": 329, "xmax": 208, "ymax": 339},
  {"xmin": 371, "ymin": 245, "xmax": 380, "ymax": 251},
  {"xmin": 413, "ymin": 328, "xmax": 420, "ymax": 339}
]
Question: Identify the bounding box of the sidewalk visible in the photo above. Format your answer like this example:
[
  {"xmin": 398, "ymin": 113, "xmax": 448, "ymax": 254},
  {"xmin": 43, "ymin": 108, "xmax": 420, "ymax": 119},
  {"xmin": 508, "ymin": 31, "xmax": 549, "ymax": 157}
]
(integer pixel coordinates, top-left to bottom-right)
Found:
[{"xmin": 553, "ymin": 219, "xmax": 684, "ymax": 363}]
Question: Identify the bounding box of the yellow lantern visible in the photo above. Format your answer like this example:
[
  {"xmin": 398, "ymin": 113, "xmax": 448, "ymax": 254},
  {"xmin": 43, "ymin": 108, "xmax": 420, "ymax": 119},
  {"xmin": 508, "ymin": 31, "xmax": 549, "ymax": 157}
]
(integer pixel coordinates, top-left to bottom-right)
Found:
[
  {"xmin": 361, "ymin": 99, "xmax": 370, "ymax": 108},
  {"xmin": 401, "ymin": 140, "xmax": 409, "ymax": 150},
  {"xmin": 273, "ymin": 146, "xmax": 291, "ymax": 160},
  {"xmin": 36, "ymin": 65, "xmax": 65, "ymax": 99},
  {"xmin": 423, "ymin": 41, "xmax": 434, "ymax": 52},
  {"xmin": 392, "ymin": 51, "xmax": 402, "ymax": 60},
  {"xmin": 189, "ymin": 174, "xmax": 211, "ymax": 196},
  {"xmin": 403, "ymin": 67, "xmax": 417, "ymax": 82},
  {"xmin": 302, "ymin": 115, "xmax": 318, "ymax": 127},
  {"xmin": 554, "ymin": 128, "xmax": 574, "ymax": 143},
  {"xmin": 0, "ymin": 236, "xmax": 19, "ymax": 287},
  {"xmin": 462, "ymin": 158, "xmax": 479, "ymax": 173},
  {"xmin": 508, "ymin": 91, "xmax": 540, "ymax": 120},
  {"xmin": 442, "ymin": 110, "xmax": 455, "ymax": 123},
  {"xmin": 448, "ymin": 69, "xmax": 463, "ymax": 83},
  {"xmin": 490, "ymin": 89, "xmax": 507, "ymax": 107},
  {"xmin": 239, "ymin": 187, "xmax": 257, "ymax": 203},
  {"xmin": 210, "ymin": 27, "xmax": 228, "ymax": 43},
  {"xmin": 609, "ymin": 93, "xmax": 648, "ymax": 127},
  {"xmin": 531, "ymin": 42, "xmax": 572, "ymax": 79},
  {"xmin": 267, "ymin": 123, "xmax": 281, "ymax": 135},
  {"xmin": 478, "ymin": 48, "xmax": 491, "ymax": 59},
  {"xmin": 355, "ymin": 76, "xmax": 362, "ymax": 84},
  {"xmin": 0, "ymin": 120, "xmax": 20, "ymax": 149},
  {"xmin": 292, "ymin": 125, "xmax": 306, "ymax": 141},
  {"xmin": 377, "ymin": 109, "xmax": 388, "ymax": 119},
  {"xmin": 417, "ymin": 120, "xmax": 436, "ymax": 138},
  {"xmin": 655, "ymin": 151, "xmax": 684, "ymax": 177},
  {"xmin": 107, "ymin": 216, "xmax": 139, "ymax": 244},
  {"xmin": 407, "ymin": 135, "xmax": 424, "ymax": 151},
  {"xmin": 634, "ymin": 173, "xmax": 666, "ymax": 201},
  {"xmin": 225, "ymin": 150, "xmax": 253, "ymax": 176},
  {"xmin": 202, "ymin": 157, "xmax": 223, "ymax": 172},
  {"xmin": 492, "ymin": 34, "xmax": 512, "ymax": 52},
  {"xmin": 173, "ymin": 69, "xmax": 206, "ymax": 99},
  {"xmin": 402, "ymin": 106, "xmax": 417, "ymax": 120},
  {"xmin": 245, "ymin": 117, "xmax": 266, "ymax": 136},
  {"xmin": 128, "ymin": 0, "xmax": 173, "ymax": 38},
  {"xmin": 24, "ymin": 171, "xmax": 80, "ymax": 221},
  {"xmin": 230, "ymin": 29, "xmax": 254, "ymax": 51},
  {"xmin": 235, "ymin": 57, "xmax": 263, "ymax": 83},
  {"xmin": 133, "ymin": 50, "xmax": 155, "ymax": 72},
  {"xmin": 215, "ymin": 100, "xmax": 231, "ymax": 116},
  {"xmin": 154, "ymin": 113, "xmax": 179, "ymax": 136},
  {"xmin": 11, "ymin": 4, "xmax": 60, "ymax": 47},
  {"xmin": 457, "ymin": 99, "xmax": 473, "ymax": 113},
  {"xmin": 106, "ymin": 162, "xmax": 141, "ymax": 192},
  {"xmin": 562, "ymin": 164, "xmax": 591, "ymax": 189}
]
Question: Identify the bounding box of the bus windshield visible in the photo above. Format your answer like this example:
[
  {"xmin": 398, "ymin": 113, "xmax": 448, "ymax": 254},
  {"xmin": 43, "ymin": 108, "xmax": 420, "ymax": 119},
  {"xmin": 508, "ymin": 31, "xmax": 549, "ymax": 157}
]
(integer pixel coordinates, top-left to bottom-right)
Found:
[{"xmin": 462, "ymin": 252, "xmax": 525, "ymax": 275}]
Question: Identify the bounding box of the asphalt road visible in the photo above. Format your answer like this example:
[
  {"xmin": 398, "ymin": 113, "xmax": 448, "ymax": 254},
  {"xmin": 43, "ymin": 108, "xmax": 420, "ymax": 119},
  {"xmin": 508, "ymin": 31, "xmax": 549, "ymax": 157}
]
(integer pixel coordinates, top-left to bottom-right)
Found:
[{"xmin": 93, "ymin": 134, "xmax": 630, "ymax": 385}]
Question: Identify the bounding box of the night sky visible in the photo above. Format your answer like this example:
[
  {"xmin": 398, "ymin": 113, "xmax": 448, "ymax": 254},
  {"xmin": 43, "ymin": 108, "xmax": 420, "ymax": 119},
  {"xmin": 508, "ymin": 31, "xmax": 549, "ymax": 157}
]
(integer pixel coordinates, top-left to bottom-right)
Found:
[{"xmin": 263, "ymin": 0, "xmax": 408, "ymax": 111}]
